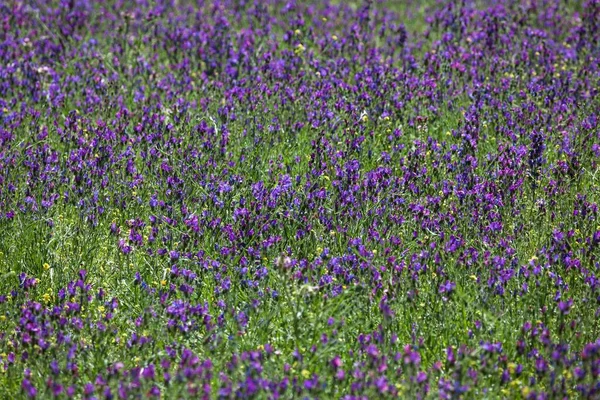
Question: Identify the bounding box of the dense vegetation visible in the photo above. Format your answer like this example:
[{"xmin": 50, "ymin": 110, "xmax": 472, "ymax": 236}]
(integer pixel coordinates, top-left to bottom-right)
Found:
[{"xmin": 1, "ymin": 0, "xmax": 599, "ymax": 398}]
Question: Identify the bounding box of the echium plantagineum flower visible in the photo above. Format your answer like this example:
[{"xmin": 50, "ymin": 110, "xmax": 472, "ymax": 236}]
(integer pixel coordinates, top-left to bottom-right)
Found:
[{"xmin": 528, "ymin": 129, "xmax": 546, "ymax": 184}]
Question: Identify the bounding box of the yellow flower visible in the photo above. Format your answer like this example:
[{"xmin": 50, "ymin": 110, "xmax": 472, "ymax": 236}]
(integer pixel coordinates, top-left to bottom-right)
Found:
[
  {"xmin": 294, "ymin": 43, "xmax": 305, "ymax": 55},
  {"xmin": 43, "ymin": 263, "xmax": 50, "ymax": 270},
  {"xmin": 301, "ymin": 369, "xmax": 310, "ymax": 379}
]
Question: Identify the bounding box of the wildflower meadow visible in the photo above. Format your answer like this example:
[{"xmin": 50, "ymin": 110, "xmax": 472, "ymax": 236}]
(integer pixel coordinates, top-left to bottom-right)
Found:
[{"xmin": 0, "ymin": 0, "xmax": 599, "ymax": 398}]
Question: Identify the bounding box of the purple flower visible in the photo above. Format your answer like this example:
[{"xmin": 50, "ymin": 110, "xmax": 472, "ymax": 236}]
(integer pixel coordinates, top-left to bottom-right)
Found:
[
  {"xmin": 439, "ymin": 281, "xmax": 456, "ymax": 295},
  {"xmin": 22, "ymin": 379, "xmax": 37, "ymax": 398},
  {"xmin": 558, "ymin": 298, "xmax": 573, "ymax": 315}
]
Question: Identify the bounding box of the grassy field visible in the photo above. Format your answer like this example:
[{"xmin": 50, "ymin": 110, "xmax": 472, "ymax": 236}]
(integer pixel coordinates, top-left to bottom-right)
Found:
[{"xmin": 0, "ymin": 0, "xmax": 599, "ymax": 398}]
